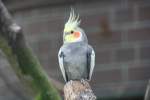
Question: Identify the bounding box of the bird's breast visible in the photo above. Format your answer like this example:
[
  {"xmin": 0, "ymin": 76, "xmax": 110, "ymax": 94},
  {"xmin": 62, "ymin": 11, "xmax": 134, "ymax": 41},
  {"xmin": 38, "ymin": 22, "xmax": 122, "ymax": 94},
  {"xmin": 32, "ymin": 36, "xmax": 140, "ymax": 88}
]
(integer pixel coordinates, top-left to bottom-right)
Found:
[
  {"xmin": 63, "ymin": 45, "xmax": 87, "ymax": 63},
  {"xmin": 63, "ymin": 45, "xmax": 87, "ymax": 70},
  {"xmin": 62, "ymin": 43, "xmax": 89, "ymax": 80}
]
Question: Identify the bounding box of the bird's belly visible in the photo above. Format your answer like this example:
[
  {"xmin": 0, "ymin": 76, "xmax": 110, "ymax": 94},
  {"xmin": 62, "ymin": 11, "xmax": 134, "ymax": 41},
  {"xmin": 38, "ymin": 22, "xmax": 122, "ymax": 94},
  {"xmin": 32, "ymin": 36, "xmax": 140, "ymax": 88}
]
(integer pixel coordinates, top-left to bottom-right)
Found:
[{"xmin": 64, "ymin": 54, "xmax": 88, "ymax": 80}]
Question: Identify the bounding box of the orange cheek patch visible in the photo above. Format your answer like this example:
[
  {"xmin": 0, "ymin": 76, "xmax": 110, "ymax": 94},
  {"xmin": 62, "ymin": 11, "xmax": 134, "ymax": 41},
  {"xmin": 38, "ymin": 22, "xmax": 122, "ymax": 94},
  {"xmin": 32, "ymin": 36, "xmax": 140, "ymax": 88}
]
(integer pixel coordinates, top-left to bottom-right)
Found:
[{"xmin": 74, "ymin": 32, "xmax": 80, "ymax": 38}]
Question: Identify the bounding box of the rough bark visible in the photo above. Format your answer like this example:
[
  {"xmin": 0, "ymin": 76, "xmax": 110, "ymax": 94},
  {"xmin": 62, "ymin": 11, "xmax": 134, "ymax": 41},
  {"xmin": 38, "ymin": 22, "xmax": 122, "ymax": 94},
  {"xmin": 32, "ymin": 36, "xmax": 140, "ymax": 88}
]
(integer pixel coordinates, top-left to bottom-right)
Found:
[
  {"xmin": 0, "ymin": 0, "xmax": 61, "ymax": 100},
  {"xmin": 64, "ymin": 80, "xmax": 96, "ymax": 100}
]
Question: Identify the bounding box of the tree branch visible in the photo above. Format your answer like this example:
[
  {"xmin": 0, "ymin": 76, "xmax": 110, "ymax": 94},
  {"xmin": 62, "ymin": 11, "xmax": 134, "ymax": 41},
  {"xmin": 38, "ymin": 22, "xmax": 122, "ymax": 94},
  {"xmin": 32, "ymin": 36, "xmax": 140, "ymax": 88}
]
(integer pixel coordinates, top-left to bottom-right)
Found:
[
  {"xmin": 145, "ymin": 80, "xmax": 150, "ymax": 100},
  {"xmin": 0, "ymin": 0, "xmax": 61, "ymax": 100}
]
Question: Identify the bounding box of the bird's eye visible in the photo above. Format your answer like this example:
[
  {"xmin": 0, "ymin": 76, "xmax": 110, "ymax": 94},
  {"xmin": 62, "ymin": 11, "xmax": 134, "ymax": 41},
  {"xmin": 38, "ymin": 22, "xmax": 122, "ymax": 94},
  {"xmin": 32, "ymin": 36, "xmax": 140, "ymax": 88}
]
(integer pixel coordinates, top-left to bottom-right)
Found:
[{"xmin": 71, "ymin": 30, "xmax": 74, "ymax": 34}]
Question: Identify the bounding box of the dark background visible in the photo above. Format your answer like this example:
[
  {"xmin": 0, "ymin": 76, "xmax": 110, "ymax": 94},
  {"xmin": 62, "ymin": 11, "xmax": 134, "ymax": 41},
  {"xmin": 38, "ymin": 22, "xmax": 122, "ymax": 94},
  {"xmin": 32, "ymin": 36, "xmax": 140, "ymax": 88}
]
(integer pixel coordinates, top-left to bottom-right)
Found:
[{"xmin": 0, "ymin": 0, "xmax": 150, "ymax": 99}]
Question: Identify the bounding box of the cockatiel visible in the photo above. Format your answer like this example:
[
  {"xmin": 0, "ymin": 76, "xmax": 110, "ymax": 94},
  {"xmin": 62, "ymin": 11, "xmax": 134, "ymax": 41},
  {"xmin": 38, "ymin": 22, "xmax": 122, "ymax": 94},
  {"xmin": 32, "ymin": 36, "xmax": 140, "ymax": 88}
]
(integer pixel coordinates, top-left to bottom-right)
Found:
[{"xmin": 58, "ymin": 9, "xmax": 95, "ymax": 82}]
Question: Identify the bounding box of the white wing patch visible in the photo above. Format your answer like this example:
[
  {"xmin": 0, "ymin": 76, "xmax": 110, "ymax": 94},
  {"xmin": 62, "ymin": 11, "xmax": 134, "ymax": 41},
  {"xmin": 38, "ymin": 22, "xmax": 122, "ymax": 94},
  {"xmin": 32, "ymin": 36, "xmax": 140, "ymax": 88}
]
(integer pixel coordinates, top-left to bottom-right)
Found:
[
  {"xmin": 89, "ymin": 49, "xmax": 95, "ymax": 80},
  {"xmin": 58, "ymin": 48, "xmax": 67, "ymax": 82}
]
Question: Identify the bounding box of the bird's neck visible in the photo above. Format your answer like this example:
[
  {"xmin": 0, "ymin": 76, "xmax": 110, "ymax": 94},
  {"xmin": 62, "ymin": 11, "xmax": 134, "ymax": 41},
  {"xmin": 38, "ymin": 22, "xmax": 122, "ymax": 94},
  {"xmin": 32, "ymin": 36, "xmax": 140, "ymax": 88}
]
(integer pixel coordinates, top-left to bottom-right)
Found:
[{"xmin": 63, "ymin": 41, "xmax": 88, "ymax": 47}]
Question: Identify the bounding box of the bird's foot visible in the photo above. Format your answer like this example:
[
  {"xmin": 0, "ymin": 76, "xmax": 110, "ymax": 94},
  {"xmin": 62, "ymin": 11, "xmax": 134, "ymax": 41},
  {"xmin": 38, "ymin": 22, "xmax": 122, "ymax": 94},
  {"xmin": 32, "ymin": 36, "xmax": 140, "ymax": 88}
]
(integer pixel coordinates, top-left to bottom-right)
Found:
[
  {"xmin": 81, "ymin": 79, "xmax": 87, "ymax": 85},
  {"xmin": 69, "ymin": 80, "xmax": 73, "ymax": 85}
]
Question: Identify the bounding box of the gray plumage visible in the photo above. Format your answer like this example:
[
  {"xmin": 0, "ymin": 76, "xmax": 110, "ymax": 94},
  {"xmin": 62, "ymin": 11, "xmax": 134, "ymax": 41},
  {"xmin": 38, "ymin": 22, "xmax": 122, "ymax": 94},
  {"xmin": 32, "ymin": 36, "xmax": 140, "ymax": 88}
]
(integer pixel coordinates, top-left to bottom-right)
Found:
[
  {"xmin": 58, "ymin": 9, "xmax": 95, "ymax": 82},
  {"xmin": 58, "ymin": 42, "xmax": 94, "ymax": 82}
]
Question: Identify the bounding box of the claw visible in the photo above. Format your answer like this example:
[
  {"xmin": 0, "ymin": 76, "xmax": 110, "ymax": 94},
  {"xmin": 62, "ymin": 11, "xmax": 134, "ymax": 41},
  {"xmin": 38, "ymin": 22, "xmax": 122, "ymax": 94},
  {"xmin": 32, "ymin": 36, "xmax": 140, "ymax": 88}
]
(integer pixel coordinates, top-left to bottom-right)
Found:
[
  {"xmin": 81, "ymin": 79, "xmax": 87, "ymax": 85},
  {"xmin": 70, "ymin": 80, "xmax": 73, "ymax": 85}
]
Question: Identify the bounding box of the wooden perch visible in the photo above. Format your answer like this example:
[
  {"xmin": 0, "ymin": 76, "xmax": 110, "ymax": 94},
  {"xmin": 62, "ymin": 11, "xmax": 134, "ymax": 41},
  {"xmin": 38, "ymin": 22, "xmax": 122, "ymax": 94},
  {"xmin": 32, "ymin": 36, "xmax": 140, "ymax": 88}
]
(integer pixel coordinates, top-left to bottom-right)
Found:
[
  {"xmin": 0, "ymin": 1, "xmax": 61, "ymax": 100},
  {"xmin": 64, "ymin": 80, "xmax": 96, "ymax": 100}
]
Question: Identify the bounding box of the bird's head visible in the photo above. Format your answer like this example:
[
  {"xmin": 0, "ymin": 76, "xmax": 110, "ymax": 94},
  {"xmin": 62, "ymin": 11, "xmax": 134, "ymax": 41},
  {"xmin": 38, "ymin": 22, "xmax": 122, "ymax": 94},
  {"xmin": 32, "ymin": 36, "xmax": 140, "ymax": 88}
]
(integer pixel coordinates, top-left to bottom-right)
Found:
[{"xmin": 63, "ymin": 9, "xmax": 88, "ymax": 43}]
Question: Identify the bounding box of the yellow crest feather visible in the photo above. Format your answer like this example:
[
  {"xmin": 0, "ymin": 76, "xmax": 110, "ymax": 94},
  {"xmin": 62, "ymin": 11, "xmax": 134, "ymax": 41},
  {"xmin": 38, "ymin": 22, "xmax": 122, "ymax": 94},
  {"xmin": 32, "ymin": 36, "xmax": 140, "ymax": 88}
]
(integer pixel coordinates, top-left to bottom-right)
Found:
[{"xmin": 64, "ymin": 9, "xmax": 81, "ymax": 32}]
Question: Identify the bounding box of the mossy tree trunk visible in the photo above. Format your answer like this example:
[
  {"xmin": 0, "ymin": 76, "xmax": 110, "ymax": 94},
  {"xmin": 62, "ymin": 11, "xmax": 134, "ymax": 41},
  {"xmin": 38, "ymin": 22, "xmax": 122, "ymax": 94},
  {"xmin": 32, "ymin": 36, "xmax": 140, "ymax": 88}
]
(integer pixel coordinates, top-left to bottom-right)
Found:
[{"xmin": 0, "ymin": 1, "xmax": 61, "ymax": 100}]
